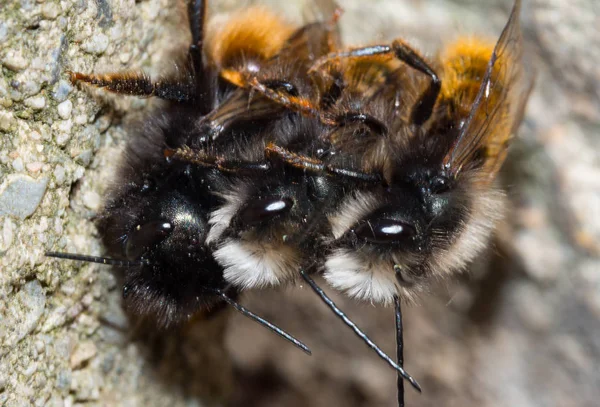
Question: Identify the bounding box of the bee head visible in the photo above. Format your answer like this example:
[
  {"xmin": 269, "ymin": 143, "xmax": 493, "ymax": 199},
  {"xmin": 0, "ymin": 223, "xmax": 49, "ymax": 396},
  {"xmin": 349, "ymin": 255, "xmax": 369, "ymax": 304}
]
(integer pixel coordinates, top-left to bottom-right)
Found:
[
  {"xmin": 324, "ymin": 167, "xmax": 503, "ymax": 305},
  {"xmin": 209, "ymin": 172, "xmax": 342, "ymax": 290},
  {"xmin": 99, "ymin": 164, "xmax": 225, "ymax": 326}
]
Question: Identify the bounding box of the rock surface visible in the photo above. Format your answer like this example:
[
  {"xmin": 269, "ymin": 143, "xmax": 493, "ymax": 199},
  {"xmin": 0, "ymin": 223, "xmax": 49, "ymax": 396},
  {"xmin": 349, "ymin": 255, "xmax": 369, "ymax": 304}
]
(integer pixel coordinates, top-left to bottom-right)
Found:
[{"xmin": 1, "ymin": 0, "xmax": 598, "ymax": 407}]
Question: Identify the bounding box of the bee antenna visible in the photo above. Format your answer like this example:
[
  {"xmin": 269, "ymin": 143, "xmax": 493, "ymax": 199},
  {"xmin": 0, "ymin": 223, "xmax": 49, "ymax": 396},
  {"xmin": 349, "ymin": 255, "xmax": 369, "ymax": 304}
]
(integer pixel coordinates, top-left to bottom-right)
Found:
[
  {"xmin": 299, "ymin": 269, "xmax": 422, "ymax": 393},
  {"xmin": 213, "ymin": 289, "xmax": 312, "ymax": 356},
  {"xmin": 45, "ymin": 252, "xmax": 145, "ymax": 267},
  {"xmin": 394, "ymin": 295, "xmax": 406, "ymax": 407}
]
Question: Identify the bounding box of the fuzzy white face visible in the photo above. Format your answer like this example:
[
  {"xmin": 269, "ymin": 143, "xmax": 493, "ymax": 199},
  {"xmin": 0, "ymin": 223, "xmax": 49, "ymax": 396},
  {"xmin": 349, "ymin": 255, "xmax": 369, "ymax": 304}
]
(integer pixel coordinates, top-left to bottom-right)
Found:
[
  {"xmin": 324, "ymin": 249, "xmax": 399, "ymax": 305},
  {"xmin": 206, "ymin": 184, "xmax": 250, "ymax": 245},
  {"xmin": 214, "ymin": 238, "xmax": 300, "ymax": 289},
  {"xmin": 323, "ymin": 186, "xmax": 506, "ymax": 305}
]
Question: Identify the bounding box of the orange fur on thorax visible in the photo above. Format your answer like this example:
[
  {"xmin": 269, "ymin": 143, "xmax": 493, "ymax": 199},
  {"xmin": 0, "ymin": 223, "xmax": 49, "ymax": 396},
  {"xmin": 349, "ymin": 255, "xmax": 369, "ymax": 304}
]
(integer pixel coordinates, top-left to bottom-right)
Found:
[{"xmin": 205, "ymin": 7, "xmax": 295, "ymax": 69}]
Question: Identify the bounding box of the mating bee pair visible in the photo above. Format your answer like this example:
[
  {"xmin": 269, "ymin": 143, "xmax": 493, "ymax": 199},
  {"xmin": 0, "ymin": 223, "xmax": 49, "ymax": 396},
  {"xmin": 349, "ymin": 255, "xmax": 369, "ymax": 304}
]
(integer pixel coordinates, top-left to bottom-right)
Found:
[{"xmin": 48, "ymin": 0, "xmax": 529, "ymax": 405}]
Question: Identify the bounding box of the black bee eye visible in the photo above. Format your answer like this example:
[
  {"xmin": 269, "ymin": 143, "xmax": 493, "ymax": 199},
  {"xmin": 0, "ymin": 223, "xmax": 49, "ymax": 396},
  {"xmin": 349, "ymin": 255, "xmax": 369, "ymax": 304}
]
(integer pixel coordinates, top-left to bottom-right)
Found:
[
  {"xmin": 125, "ymin": 220, "xmax": 173, "ymax": 261},
  {"xmin": 430, "ymin": 175, "xmax": 451, "ymax": 194},
  {"xmin": 354, "ymin": 219, "xmax": 416, "ymax": 244},
  {"xmin": 239, "ymin": 197, "xmax": 294, "ymax": 226}
]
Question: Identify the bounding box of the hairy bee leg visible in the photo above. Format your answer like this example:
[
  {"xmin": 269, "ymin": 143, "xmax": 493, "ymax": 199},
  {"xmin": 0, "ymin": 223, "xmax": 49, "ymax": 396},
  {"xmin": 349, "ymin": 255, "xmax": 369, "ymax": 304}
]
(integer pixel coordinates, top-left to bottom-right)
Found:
[
  {"xmin": 166, "ymin": 147, "xmax": 271, "ymax": 174},
  {"xmin": 394, "ymin": 296, "xmax": 406, "ymax": 407},
  {"xmin": 171, "ymin": 143, "xmax": 380, "ymax": 182},
  {"xmin": 299, "ymin": 270, "xmax": 422, "ymax": 392},
  {"xmin": 310, "ymin": 40, "xmax": 441, "ymax": 125},
  {"xmin": 388, "ymin": 40, "xmax": 441, "ymax": 125},
  {"xmin": 323, "ymin": 6, "xmax": 343, "ymax": 52},
  {"xmin": 68, "ymin": 71, "xmax": 193, "ymax": 102},
  {"xmin": 265, "ymin": 143, "xmax": 381, "ymax": 183},
  {"xmin": 248, "ymin": 77, "xmax": 333, "ymax": 122},
  {"xmin": 220, "ymin": 69, "xmax": 329, "ymax": 121}
]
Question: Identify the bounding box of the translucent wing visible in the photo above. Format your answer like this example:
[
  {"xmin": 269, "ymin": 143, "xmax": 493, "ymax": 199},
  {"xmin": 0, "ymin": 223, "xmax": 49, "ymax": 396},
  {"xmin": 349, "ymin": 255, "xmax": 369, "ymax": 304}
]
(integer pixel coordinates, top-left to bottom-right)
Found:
[
  {"xmin": 208, "ymin": 16, "xmax": 342, "ymax": 139},
  {"xmin": 443, "ymin": 0, "xmax": 531, "ymax": 182}
]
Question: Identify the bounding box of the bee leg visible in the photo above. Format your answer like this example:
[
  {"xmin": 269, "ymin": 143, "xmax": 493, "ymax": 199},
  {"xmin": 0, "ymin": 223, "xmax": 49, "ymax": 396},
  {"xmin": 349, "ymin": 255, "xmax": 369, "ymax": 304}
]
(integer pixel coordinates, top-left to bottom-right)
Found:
[
  {"xmin": 166, "ymin": 147, "xmax": 271, "ymax": 174},
  {"xmin": 310, "ymin": 40, "xmax": 441, "ymax": 125},
  {"xmin": 265, "ymin": 143, "xmax": 326, "ymax": 172},
  {"xmin": 220, "ymin": 69, "xmax": 328, "ymax": 121},
  {"xmin": 394, "ymin": 295, "xmax": 406, "ymax": 407},
  {"xmin": 187, "ymin": 0, "xmax": 207, "ymax": 74},
  {"xmin": 389, "ymin": 40, "xmax": 441, "ymax": 125},
  {"xmin": 187, "ymin": 0, "xmax": 215, "ymax": 110},
  {"xmin": 265, "ymin": 143, "xmax": 381, "ymax": 183},
  {"xmin": 68, "ymin": 71, "xmax": 194, "ymax": 102},
  {"xmin": 213, "ymin": 160, "xmax": 270, "ymax": 174}
]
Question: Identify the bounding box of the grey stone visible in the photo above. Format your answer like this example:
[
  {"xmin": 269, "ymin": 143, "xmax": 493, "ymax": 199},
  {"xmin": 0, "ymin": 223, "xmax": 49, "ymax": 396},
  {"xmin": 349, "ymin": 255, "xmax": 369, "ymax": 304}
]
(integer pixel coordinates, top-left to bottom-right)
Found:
[
  {"xmin": 52, "ymin": 80, "xmax": 72, "ymax": 102},
  {"xmin": 1, "ymin": 280, "xmax": 46, "ymax": 352},
  {"xmin": 0, "ymin": 174, "xmax": 48, "ymax": 219}
]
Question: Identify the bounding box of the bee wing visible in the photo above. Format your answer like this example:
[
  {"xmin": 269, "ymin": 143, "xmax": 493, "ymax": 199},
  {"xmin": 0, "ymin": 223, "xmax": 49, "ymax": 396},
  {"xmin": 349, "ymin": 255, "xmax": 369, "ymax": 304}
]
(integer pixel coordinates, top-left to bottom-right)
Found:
[
  {"xmin": 301, "ymin": 0, "xmax": 341, "ymax": 27},
  {"xmin": 277, "ymin": 7, "xmax": 342, "ymax": 66},
  {"xmin": 200, "ymin": 88, "xmax": 285, "ymax": 140},
  {"xmin": 443, "ymin": 0, "xmax": 531, "ymax": 182}
]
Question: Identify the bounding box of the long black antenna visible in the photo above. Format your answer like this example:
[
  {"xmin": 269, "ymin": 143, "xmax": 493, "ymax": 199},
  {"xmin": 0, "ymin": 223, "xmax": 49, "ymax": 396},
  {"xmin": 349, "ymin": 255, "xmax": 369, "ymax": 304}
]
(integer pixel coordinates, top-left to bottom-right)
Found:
[
  {"xmin": 47, "ymin": 252, "xmax": 312, "ymax": 355},
  {"xmin": 299, "ymin": 269, "xmax": 421, "ymax": 392},
  {"xmin": 45, "ymin": 252, "xmax": 144, "ymax": 267},
  {"xmin": 394, "ymin": 295, "xmax": 406, "ymax": 407},
  {"xmin": 214, "ymin": 289, "xmax": 312, "ymax": 355}
]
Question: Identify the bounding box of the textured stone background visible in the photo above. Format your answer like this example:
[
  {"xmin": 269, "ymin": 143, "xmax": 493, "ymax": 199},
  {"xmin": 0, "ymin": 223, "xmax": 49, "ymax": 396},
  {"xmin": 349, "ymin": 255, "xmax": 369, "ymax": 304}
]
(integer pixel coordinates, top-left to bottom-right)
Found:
[{"xmin": 1, "ymin": 0, "xmax": 598, "ymax": 406}]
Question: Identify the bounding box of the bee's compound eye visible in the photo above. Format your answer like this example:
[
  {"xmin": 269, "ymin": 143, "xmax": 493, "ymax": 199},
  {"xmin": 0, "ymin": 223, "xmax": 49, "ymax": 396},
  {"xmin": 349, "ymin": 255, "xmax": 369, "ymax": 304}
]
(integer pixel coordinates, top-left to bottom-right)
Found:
[
  {"xmin": 239, "ymin": 197, "xmax": 294, "ymax": 226},
  {"xmin": 126, "ymin": 220, "xmax": 173, "ymax": 261},
  {"xmin": 354, "ymin": 219, "xmax": 416, "ymax": 244}
]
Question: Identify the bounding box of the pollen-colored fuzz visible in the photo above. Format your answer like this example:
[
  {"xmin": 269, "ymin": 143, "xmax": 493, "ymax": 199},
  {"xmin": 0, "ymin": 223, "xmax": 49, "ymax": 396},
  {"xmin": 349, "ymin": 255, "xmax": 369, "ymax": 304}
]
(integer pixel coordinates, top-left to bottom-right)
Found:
[
  {"xmin": 219, "ymin": 69, "xmax": 246, "ymax": 87},
  {"xmin": 439, "ymin": 37, "xmax": 495, "ymax": 108},
  {"xmin": 206, "ymin": 7, "xmax": 295, "ymax": 69}
]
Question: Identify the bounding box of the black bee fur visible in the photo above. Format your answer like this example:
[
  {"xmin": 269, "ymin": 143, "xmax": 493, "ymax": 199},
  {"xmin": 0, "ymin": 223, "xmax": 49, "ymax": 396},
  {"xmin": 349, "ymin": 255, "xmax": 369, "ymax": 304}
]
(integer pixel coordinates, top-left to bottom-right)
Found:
[{"xmin": 47, "ymin": 1, "xmax": 530, "ymax": 406}]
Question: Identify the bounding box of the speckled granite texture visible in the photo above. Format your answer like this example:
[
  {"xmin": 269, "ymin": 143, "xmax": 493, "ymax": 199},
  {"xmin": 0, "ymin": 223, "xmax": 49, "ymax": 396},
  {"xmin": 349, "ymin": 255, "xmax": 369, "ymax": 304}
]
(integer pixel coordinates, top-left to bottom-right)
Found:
[{"xmin": 1, "ymin": 0, "xmax": 598, "ymax": 406}]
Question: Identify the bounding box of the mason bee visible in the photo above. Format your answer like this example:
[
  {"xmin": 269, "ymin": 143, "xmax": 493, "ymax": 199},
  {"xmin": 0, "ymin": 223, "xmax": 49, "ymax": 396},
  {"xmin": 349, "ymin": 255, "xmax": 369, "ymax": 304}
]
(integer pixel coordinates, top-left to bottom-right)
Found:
[
  {"xmin": 47, "ymin": 0, "xmax": 345, "ymax": 352},
  {"xmin": 47, "ymin": 0, "xmax": 530, "ymax": 405},
  {"xmin": 304, "ymin": 2, "xmax": 530, "ymax": 401}
]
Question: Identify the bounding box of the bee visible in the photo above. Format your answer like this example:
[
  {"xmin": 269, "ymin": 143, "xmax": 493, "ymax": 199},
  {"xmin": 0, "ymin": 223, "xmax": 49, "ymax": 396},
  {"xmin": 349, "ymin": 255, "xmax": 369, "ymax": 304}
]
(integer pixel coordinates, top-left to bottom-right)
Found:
[
  {"xmin": 305, "ymin": 2, "xmax": 531, "ymax": 308},
  {"xmin": 303, "ymin": 0, "xmax": 530, "ymax": 402},
  {"xmin": 170, "ymin": 0, "xmax": 530, "ymax": 403},
  {"xmin": 46, "ymin": 0, "xmax": 530, "ymax": 405},
  {"xmin": 46, "ymin": 0, "xmax": 344, "ymax": 352}
]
